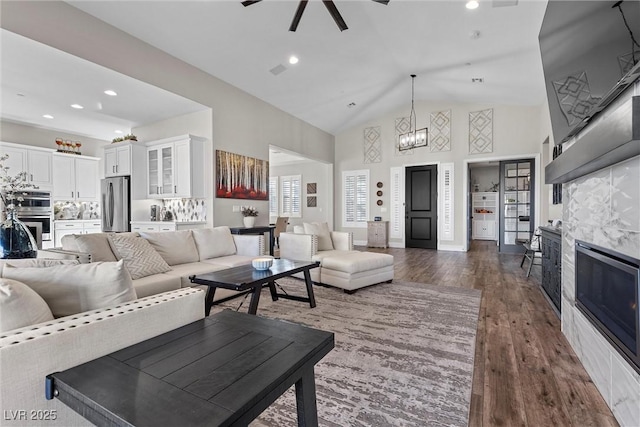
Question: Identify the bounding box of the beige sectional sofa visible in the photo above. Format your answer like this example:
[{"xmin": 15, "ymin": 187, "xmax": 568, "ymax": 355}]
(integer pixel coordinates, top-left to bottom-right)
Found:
[
  {"xmin": 279, "ymin": 222, "xmax": 394, "ymax": 293},
  {"xmin": 43, "ymin": 226, "xmax": 265, "ymax": 300}
]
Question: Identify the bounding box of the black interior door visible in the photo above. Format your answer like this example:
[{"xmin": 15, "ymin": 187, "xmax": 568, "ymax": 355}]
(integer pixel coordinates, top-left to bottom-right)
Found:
[{"xmin": 405, "ymin": 165, "xmax": 437, "ymax": 249}]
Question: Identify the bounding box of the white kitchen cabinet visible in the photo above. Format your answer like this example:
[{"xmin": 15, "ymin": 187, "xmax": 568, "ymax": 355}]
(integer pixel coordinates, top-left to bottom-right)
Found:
[
  {"xmin": 0, "ymin": 142, "xmax": 53, "ymax": 189},
  {"xmin": 130, "ymin": 221, "xmax": 206, "ymax": 232},
  {"xmin": 54, "ymin": 220, "xmax": 103, "ymax": 247},
  {"xmin": 105, "ymin": 143, "xmax": 133, "ymax": 177},
  {"xmin": 145, "ymin": 134, "xmax": 205, "ymax": 199},
  {"xmin": 472, "ymin": 192, "xmax": 497, "ymax": 240},
  {"xmin": 52, "ymin": 154, "xmax": 99, "ymax": 201}
]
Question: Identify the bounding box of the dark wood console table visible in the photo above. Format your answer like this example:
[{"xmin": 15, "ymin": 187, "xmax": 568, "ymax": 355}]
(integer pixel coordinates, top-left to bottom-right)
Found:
[
  {"xmin": 540, "ymin": 226, "xmax": 562, "ymax": 315},
  {"xmin": 230, "ymin": 225, "xmax": 276, "ymax": 256},
  {"xmin": 46, "ymin": 310, "xmax": 334, "ymax": 427}
]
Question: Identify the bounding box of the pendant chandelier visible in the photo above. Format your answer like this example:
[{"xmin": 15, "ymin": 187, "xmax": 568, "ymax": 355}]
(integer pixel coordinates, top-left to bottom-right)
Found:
[{"xmin": 398, "ymin": 74, "xmax": 428, "ymax": 151}]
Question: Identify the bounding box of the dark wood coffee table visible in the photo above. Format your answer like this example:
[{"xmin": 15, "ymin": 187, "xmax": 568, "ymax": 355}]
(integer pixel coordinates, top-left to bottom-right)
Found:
[
  {"xmin": 189, "ymin": 259, "xmax": 320, "ymax": 316},
  {"xmin": 46, "ymin": 310, "xmax": 334, "ymax": 427}
]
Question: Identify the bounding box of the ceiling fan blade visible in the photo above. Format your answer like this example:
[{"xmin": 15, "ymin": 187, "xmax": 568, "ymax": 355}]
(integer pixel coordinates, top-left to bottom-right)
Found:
[
  {"xmin": 289, "ymin": 0, "xmax": 308, "ymax": 32},
  {"xmin": 323, "ymin": 0, "xmax": 348, "ymax": 31},
  {"xmin": 371, "ymin": 0, "xmax": 390, "ymax": 4},
  {"xmin": 241, "ymin": 0, "xmax": 262, "ymax": 7}
]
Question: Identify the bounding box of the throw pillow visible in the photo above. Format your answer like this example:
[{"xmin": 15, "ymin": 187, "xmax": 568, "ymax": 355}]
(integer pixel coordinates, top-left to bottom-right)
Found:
[
  {"xmin": 293, "ymin": 225, "xmax": 305, "ymax": 234},
  {"xmin": 139, "ymin": 230, "xmax": 200, "ymax": 266},
  {"xmin": 2, "ymin": 260, "xmax": 137, "ymax": 318},
  {"xmin": 74, "ymin": 234, "xmax": 118, "ymax": 262},
  {"xmin": 0, "ymin": 258, "xmax": 79, "ymax": 277},
  {"xmin": 303, "ymin": 222, "xmax": 334, "ymax": 251},
  {"xmin": 0, "ymin": 278, "xmax": 54, "ymax": 333},
  {"xmin": 192, "ymin": 227, "xmax": 237, "ymax": 260},
  {"xmin": 108, "ymin": 234, "xmax": 171, "ymax": 280}
]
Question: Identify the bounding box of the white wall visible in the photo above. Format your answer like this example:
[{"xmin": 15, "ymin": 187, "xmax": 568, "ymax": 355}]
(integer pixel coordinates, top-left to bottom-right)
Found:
[
  {"xmin": 270, "ymin": 161, "xmax": 332, "ymax": 229},
  {"xmin": 539, "ymin": 98, "xmax": 563, "ymax": 223},
  {"xmin": 335, "ymin": 101, "xmax": 546, "ymax": 249},
  {"xmin": 470, "ymin": 166, "xmax": 499, "ymax": 193},
  {"xmin": 0, "ymin": 120, "xmax": 107, "ymax": 157},
  {"xmin": 1, "ymin": 1, "xmax": 335, "ymax": 229}
]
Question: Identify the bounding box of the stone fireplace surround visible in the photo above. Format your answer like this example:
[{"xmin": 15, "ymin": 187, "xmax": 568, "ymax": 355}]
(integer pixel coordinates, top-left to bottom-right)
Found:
[{"xmin": 553, "ymin": 84, "xmax": 640, "ymax": 426}]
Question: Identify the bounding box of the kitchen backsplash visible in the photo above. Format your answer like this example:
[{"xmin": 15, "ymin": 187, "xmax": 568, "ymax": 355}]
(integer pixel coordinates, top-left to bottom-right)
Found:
[
  {"xmin": 54, "ymin": 201, "xmax": 100, "ymax": 220},
  {"xmin": 162, "ymin": 198, "xmax": 206, "ymax": 222}
]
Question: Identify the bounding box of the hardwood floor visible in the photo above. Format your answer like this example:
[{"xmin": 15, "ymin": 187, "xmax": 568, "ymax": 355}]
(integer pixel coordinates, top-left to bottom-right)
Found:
[{"xmin": 360, "ymin": 240, "xmax": 619, "ymax": 427}]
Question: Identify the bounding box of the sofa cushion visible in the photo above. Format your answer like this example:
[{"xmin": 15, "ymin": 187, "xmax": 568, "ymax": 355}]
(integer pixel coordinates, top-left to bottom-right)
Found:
[
  {"xmin": 293, "ymin": 225, "xmax": 305, "ymax": 234},
  {"xmin": 0, "ymin": 258, "xmax": 79, "ymax": 276},
  {"xmin": 74, "ymin": 233, "xmax": 118, "ymax": 262},
  {"xmin": 192, "ymin": 227, "xmax": 237, "ymax": 260},
  {"xmin": 320, "ymin": 252, "xmax": 394, "ymax": 273},
  {"xmin": 2, "ymin": 260, "xmax": 137, "ymax": 318},
  {"xmin": 132, "ymin": 274, "xmax": 182, "ymax": 298},
  {"xmin": 312, "ymin": 249, "xmax": 360, "ymax": 263},
  {"xmin": 139, "ymin": 230, "xmax": 200, "ymax": 266},
  {"xmin": 61, "ymin": 234, "xmax": 80, "ymax": 251},
  {"xmin": 163, "ymin": 262, "xmax": 227, "ymax": 288},
  {"xmin": 202, "ymin": 255, "xmax": 254, "ymax": 268},
  {"xmin": 303, "ymin": 222, "xmax": 334, "ymax": 251},
  {"xmin": 0, "ymin": 278, "xmax": 54, "ymax": 333},
  {"xmin": 108, "ymin": 234, "xmax": 171, "ymax": 280}
]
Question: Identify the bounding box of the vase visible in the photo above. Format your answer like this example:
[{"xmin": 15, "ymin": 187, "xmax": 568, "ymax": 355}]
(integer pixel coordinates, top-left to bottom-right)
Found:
[
  {"xmin": 243, "ymin": 216, "xmax": 256, "ymax": 228},
  {"xmin": 0, "ymin": 212, "xmax": 38, "ymax": 259}
]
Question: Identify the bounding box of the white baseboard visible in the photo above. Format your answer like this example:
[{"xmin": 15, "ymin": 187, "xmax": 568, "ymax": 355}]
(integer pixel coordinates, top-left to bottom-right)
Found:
[
  {"xmin": 353, "ymin": 239, "xmax": 367, "ymax": 246},
  {"xmin": 437, "ymin": 244, "xmax": 466, "ymax": 252},
  {"xmin": 389, "ymin": 242, "xmax": 404, "ymax": 248}
]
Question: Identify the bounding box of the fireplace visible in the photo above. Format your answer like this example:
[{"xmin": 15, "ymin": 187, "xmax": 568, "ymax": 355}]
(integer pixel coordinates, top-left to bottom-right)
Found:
[{"xmin": 576, "ymin": 240, "xmax": 640, "ymax": 373}]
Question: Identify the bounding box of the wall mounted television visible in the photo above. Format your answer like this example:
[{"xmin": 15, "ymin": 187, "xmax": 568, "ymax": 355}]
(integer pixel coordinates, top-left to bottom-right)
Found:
[{"xmin": 539, "ymin": 0, "xmax": 640, "ymax": 145}]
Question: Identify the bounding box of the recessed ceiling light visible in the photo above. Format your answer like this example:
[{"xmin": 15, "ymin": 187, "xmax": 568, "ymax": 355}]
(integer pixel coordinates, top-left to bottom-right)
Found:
[
  {"xmin": 42, "ymin": 114, "xmax": 54, "ymax": 119},
  {"xmin": 104, "ymin": 90, "xmax": 117, "ymax": 96},
  {"xmin": 347, "ymin": 102, "xmax": 356, "ymax": 108},
  {"xmin": 70, "ymin": 104, "xmax": 84, "ymax": 109},
  {"xmin": 115, "ymin": 130, "xmax": 123, "ymax": 134},
  {"xmin": 466, "ymin": 0, "xmax": 479, "ymax": 9},
  {"xmin": 471, "ymin": 77, "xmax": 484, "ymax": 83},
  {"xmin": 289, "ymin": 55, "xmax": 299, "ymax": 65},
  {"xmin": 16, "ymin": 93, "xmax": 25, "ymax": 97},
  {"xmin": 469, "ymin": 30, "xmax": 481, "ymax": 39}
]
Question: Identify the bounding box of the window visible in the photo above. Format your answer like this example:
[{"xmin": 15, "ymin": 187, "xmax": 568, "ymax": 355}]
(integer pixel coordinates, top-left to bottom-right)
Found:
[
  {"xmin": 343, "ymin": 169, "xmax": 369, "ymax": 228},
  {"xmin": 269, "ymin": 177, "xmax": 278, "ymax": 217},
  {"xmin": 280, "ymin": 175, "xmax": 301, "ymax": 217}
]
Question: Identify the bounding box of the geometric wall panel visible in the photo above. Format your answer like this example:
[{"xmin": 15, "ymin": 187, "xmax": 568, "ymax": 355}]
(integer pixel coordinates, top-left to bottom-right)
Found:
[
  {"xmin": 469, "ymin": 108, "xmax": 493, "ymax": 154},
  {"xmin": 430, "ymin": 110, "xmax": 451, "ymax": 152},
  {"xmin": 363, "ymin": 126, "xmax": 382, "ymax": 163},
  {"xmin": 552, "ymin": 71, "xmax": 601, "ymax": 127}
]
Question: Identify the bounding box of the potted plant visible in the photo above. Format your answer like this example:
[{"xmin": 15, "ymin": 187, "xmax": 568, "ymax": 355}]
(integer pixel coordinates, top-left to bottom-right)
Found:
[{"xmin": 241, "ymin": 206, "xmax": 258, "ymax": 228}]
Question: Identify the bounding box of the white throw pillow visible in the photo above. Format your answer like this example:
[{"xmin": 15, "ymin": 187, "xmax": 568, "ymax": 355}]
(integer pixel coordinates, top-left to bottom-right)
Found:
[
  {"xmin": 0, "ymin": 258, "xmax": 79, "ymax": 277},
  {"xmin": 139, "ymin": 230, "xmax": 200, "ymax": 266},
  {"xmin": 74, "ymin": 234, "xmax": 118, "ymax": 262},
  {"xmin": 2, "ymin": 260, "xmax": 137, "ymax": 318},
  {"xmin": 192, "ymin": 227, "xmax": 237, "ymax": 260},
  {"xmin": 293, "ymin": 225, "xmax": 305, "ymax": 234},
  {"xmin": 0, "ymin": 278, "xmax": 54, "ymax": 333},
  {"xmin": 303, "ymin": 222, "xmax": 334, "ymax": 251},
  {"xmin": 108, "ymin": 234, "xmax": 171, "ymax": 280}
]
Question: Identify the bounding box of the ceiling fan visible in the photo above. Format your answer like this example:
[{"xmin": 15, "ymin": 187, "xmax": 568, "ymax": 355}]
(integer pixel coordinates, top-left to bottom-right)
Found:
[{"xmin": 241, "ymin": 0, "xmax": 389, "ymax": 32}]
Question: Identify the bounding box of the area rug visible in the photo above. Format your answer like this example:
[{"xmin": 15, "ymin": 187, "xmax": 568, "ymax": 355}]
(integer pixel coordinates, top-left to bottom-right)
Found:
[{"xmin": 211, "ymin": 279, "xmax": 481, "ymax": 427}]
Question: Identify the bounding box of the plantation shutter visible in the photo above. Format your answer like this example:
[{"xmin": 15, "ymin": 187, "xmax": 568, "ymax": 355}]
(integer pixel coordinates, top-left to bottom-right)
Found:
[
  {"xmin": 440, "ymin": 163, "xmax": 454, "ymax": 241},
  {"xmin": 389, "ymin": 167, "xmax": 404, "ymax": 239},
  {"xmin": 343, "ymin": 170, "xmax": 369, "ymax": 228},
  {"xmin": 269, "ymin": 177, "xmax": 278, "ymax": 216},
  {"xmin": 281, "ymin": 175, "xmax": 301, "ymax": 217}
]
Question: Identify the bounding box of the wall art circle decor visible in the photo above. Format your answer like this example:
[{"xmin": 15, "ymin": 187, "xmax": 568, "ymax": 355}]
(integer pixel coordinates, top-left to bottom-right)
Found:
[
  {"xmin": 377, "ymin": 182, "xmax": 383, "ymax": 188},
  {"xmin": 377, "ymin": 200, "xmax": 383, "ymax": 206},
  {"xmin": 377, "ymin": 190, "xmax": 383, "ymax": 197}
]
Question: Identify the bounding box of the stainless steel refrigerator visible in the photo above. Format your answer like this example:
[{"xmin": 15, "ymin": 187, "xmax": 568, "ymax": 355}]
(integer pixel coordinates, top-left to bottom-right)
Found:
[{"xmin": 101, "ymin": 176, "xmax": 131, "ymax": 232}]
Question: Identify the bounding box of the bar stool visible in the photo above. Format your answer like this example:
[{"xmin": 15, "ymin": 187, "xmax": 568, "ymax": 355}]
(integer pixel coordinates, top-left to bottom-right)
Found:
[{"xmin": 520, "ymin": 234, "xmax": 542, "ymax": 277}]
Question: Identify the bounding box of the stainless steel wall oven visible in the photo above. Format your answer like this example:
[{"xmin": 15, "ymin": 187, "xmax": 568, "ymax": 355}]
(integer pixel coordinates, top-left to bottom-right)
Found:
[{"xmin": 11, "ymin": 191, "xmax": 53, "ymax": 248}]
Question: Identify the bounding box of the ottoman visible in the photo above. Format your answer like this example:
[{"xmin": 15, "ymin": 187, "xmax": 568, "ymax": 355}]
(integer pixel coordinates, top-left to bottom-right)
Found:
[{"xmin": 319, "ymin": 251, "xmax": 394, "ymax": 293}]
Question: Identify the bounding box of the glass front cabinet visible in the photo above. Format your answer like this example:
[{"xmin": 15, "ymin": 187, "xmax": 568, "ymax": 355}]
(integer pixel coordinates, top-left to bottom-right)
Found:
[{"xmin": 499, "ymin": 159, "xmax": 534, "ymax": 253}]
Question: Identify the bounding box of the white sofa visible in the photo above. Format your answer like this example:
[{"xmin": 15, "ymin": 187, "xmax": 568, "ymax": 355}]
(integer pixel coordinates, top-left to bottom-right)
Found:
[
  {"xmin": 41, "ymin": 226, "xmax": 265, "ymax": 301},
  {"xmin": 279, "ymin": 227, "xmax": 394, "ymax": 293},
  {"xmin": 0, "ymin": 287, "xmax": 204, "ymax": 427}
]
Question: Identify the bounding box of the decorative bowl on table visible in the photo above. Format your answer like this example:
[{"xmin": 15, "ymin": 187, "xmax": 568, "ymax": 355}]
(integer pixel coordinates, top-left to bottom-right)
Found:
[{"xmin": 252, "ymin": 257, "xmax": 273, "ymax": 271}]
